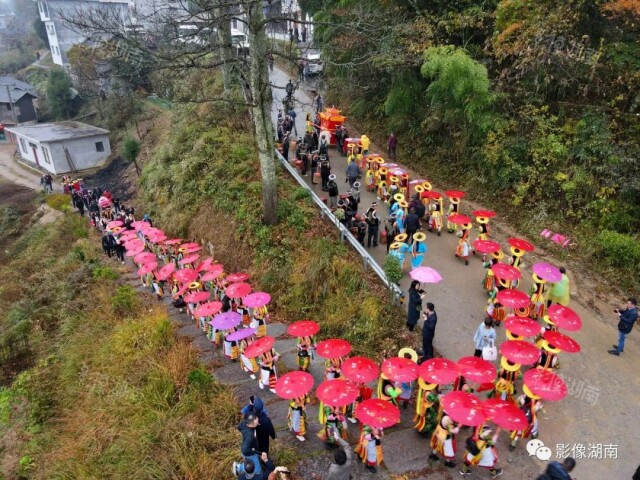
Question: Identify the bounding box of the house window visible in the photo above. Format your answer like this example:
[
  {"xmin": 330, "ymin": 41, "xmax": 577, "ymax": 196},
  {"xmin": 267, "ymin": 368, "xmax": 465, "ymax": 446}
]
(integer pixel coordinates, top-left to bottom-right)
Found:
[
  {"xmin": 19, "ymin": 138, "xmax": 27, "ymax": 153},
  {"xmin": 43, "ymin": 2, "xmax": 49, "ymax": 17},
  {"xmin": 6, "ymin": 103, "xmax": 11, "ymax": 111},
  {"xmin": 42, "ymin": 147, "xmax": 51, "ymax": 164},
  {"xmin": 38, "ymin": 2, "xmax": 43, "ymax": 12},
  {"xmin": 95, "ymin": 141, "xmax": 104, "ymax": 152}
]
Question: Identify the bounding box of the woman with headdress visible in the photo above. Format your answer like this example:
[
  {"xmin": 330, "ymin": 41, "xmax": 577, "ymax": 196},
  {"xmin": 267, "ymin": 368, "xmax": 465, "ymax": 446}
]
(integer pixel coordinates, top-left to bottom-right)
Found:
[
  {"xmin": 429, "ymin": 414, "xmax": 459, "ymax": 468},
  {"xmin": 411, "ymin": 232, "xmax": 428, "ymax": 269},
  {"xmin": 414, "ymin": 379, "xmax": 440, "ymax": 435},
  {"xmin": 355, "ymin": 426, "xmax": 384, "ymax": 473},
  {"xmin": 288, "ymin": 394, "xmax": 310, "ymax": 442}
]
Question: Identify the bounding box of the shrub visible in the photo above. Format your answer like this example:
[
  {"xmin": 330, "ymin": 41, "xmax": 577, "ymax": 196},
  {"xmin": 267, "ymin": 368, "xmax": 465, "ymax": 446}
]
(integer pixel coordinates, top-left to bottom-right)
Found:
[
  {"xmin": 384, "ymin": 253, "xmax": 404, "ymax": 285},
  {"xmin": 45, "ymin": 194, "xmax": 70, "ymax": 212},
  {"xmin": 92, "ymin": 265, "xmax": 119, "ymax": 280},
  {"xmin": 595, "ymin": 230, "xmax": 640, "ymax": 269},
  {"xmin": 111, "ymin": 285, "xmax": 140, "ymax": 316}
]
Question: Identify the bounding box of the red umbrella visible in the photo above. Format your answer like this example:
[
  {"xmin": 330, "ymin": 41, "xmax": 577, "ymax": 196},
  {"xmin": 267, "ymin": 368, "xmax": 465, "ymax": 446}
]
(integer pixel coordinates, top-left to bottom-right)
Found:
[
  {"xmin": 500, "ymin": 340, "xmax": 540, "ymax": 365},
  {"xmin": 226, "ymin": 282, "xmax": 252, "ymax": 299},
  {"xmin": 546, "ymin": 305, "xmax": 582, "ymax": 332},
  {"xmin": 523, "ymin": 368, "xmax": 567, "ymax": 401},
  {"xmin": 144, "ymin": 227, "xmax": 164, "ymax": 237},
  {"xmin": 244, "ymin": 292, "xmax": 272, "ymax": 308},
  {"xmin": 131, "ymin": 220, "xmax": 150, "ymax": 230},
  {"xmin": 179, "ymin": 254, "xmax": 200, "ymax": 265},
  {"xmin": 137, "ymin": 262, "xmax": 157, "ymax": 276},
  {"xmin": 422, "ymin": 190, "xmax": 442, "ymax": 200},
  {"xmin": 441, "ymin": 391, "xmax": 487, "ymax": 427},
  {"xmin": 316, "ymin": 380, "xmax": 360, "ymax": 407},
  {"xmin": 418, "ymin": 358, "xmax": 459, "ymax": 385},
  {"xmin": 134, "ymin": 252, "xmax": 156, "ymax": 264},
  {"xmin": 274, "ymin": 371, "xmax": 314, "ymax": 400},
  {"xmin": 287, "ymin": 320, "xmax": 320, "ymax": 337},
  {"xmin": 179, "ymin": 242, "xmax": 200, "ymax": 250},
  {"xmin": 183, "ymin": 291, "xmax": 210, "ymax": 303},
  {"xmin": 316, "ymin": 339, "xmax": 352, "ymax": 359},
  {"xmin": 381, "ymin": 357, "xmax": 418, "ymax": 382},
  {"xmin": 124, "ymin": 239, "xmax": 145, "ymax": 250},
  {"xmin": 148, "ymin": 233, "xmax": 167, "ymax": 243},
  {"xmin": 496, "ymin": 289, "xmax": 530, "ymax": 309},
  {"xmin": 226, "ymin": 272, "xmax": 251, "ymax": 283},
  {"xmin": 473, "ymin": 210, "xmax": 496, "ymax": 219},
  {"xmin": 491, "ymin": 263, "xmax": 522, "ymax": 281},
  {"xmin": 504, "ymin": 315, "xmax": 540, "ymax": 338},
  {"xmin": 174, "ymin": 269, "xmax": 199, "ymax": 284},
  {"xmin": 126, "ymin": 245, "xmax": 146, "ymax": 256},
  {"xmin": 542, "ymin": 330, "xmax": 581, "ymax": 353},
  {"xmin": 447, "ymin": 213, "xmax": 472, "ymax": 225},
  {"xmin": 508, "ymin": 237, "xmax": 535, "ymax": 252},
  {"xmin": 456, "ymin": 357, "xmax": 497, "ymax": 384},
  {"xmin": 201, "ymin": 266, "xmax": 225, "ymax": 282},
  {"xmin": 355, "ymin": 399, "xmax": 401, "ymax": 428},
  {"xmin": 484, "ymin": 398, "xmax": 529, "ymax": 431},
  {"xmin": 473, "ymin": 240, "xmax": 501, "ymax": 254},
  {"xmin": 341, "ymin": 356, "xmax": 379, "ymax": 384},
  {"xmin": 195, "ymin": 257, "xmax": 214, "ymax": 272},
  {"xmin": 117, "ymin": 231, "xmax": 138, "ymax": 241},
  {"xmin": 163, "ymin": 238, "xmax": 182, "ymax": 245},
  {"xmin": 445, "ymin": 190, "xmax": 466, "ymax": 199},
  {"xmin": 243, "ymin": 336, "xmax": 275, "ymax": 359},
  {"xmin": 195, "ymin": 301, "xmax": 223, "ymax": 318},
  {"xmin": 155, "ymin": 263, "xmax": 176, "ymax": 281},
  {"xmin": 107, "ymin": 220, "xmax": 123, "ymax": 229}
]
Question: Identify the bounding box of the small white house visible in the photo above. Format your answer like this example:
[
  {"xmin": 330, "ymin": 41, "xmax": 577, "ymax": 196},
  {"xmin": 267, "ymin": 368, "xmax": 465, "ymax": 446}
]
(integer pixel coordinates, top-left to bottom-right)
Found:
[{"xmin": 7, "ymin": 121, "xmax": 111, "ymax": 175}]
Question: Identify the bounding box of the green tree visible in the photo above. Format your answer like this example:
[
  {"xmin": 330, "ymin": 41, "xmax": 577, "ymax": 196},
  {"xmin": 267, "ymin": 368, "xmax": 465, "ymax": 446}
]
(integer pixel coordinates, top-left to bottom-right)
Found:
[
  {"xmin": 421, "ymin": 45, "xmax": 495, "ymax": 143},
  {"xmin": 45, "ymin": 69, "xmax": 74, "ymax": 119},
  {"xmin": 122, "ymin": 137, "xmax": 141, "ymax": 175}
]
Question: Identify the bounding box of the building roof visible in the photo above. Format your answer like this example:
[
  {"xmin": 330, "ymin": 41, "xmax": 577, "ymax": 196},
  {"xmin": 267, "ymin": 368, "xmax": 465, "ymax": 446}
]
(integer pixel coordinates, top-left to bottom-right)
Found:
[
  {"xmin": 6, "ymin": 122, "xmax": 110, "ymax": 143},
  {"xmin": 0, "ymin": 76, "xmax": 37, "ymax": 104},
  {"xmin": 0, "ymin": 88, "xmax": 35, "ymax": 104},
  {"xmin": 0, "ymin": 76, "xmax": 35, "ymax": 93}
]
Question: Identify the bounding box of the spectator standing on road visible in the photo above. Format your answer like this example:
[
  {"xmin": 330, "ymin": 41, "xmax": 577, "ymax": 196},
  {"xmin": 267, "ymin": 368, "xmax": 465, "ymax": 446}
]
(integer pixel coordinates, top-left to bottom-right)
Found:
[
  {"xmin": 327, "ymin": 174, "xmax": 339, "ymax": 208},
  {"xmin": 101, "ymin": 231, "xmax": 114, "ymax": 258},
  {"xmin": 422, "ymin": 303, "xmax": 437, "ymax": 360},
  {"xmin": 608, "ymin": 297, "xmax": 638, "ymax": 356},
  {"xmin": 287, "ymin": 108, "xmax": 298, "ymax": 136},
  {"xmin": 405, "ymin": 208, "xmax": 421, "ymax": 240},
  {"xmin": 473, "ymin": 318, "xmax": 496, "ymax": 357},
  {"xmin": 301, "ymin": 26, "xmax": 307, "ymax": 43},
  {"xmin": 365, "ymin": 202, "xmax": 379, "ymax": 247},
  {"xmin": 282, "ymin": 133, "xmax": 290, "ymax": 162},
  {"xmin": 407, "ymin": 280, "xmax": 426, "ymax": 331},
  {"xmin": 241, "ymin": 396, "xmax": 277, "ymax": 455},
  {"xmin": 326, "ymin": 436, "xmax": 353, "ymax": 480},
  {"xmin": 535, "ymin": 457, "xmax": 576, "ymax": 480},
  {"xmin": 314, "ymin": 94, "xmax": 323, "ymax": 113},
  {"xmin": 387, "ymin": 132, "xmax": 397, "ymax": 160},
  {"xmin": 320, "ymin": 159, "xmax": 331, "ymax": 191},
  {"xmin": 345, "ymin": 160, "xmax": 361, "ymax": 188},
  {"xmin": 297, "ymin": 62, "xmax": 304, "ymax": 82}
]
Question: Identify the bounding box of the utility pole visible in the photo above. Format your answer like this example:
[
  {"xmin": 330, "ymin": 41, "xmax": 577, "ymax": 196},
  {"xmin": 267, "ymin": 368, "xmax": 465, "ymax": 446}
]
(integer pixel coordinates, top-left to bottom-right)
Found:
[{"xmin": 2, "ymin": 85, "xmax": 19, "ymax": 125}]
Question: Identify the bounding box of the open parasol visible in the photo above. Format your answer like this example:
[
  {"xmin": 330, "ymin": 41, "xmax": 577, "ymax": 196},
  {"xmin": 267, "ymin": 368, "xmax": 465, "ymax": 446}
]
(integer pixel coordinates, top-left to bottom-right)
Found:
[
  {"xmin": 195, "ymin": 301, "xmax": 223, "ymax": 318},
  {"xmin": 484, "ymin": 398, "xmax": 529, "ymax": 431},
  {"xmin": 225, "ymin": 282, "xmax": 252, "ymax": 299},
  {"xmin": 179, "ymin": 254, "xmax": 200, "ymax": 265},
  {"xmin": 355, "ymin": 399, "xmax": 401, "ymax": 428},
  {"xmin": 287, "ymin": 320, "xmax": 320, "ymax": 337},
  {"xmin": 124, "ymin": 238, "xmax": 145, "ymax": 250},
  {"xmin": 532, "ymin": 263, "xmax": 562, "ymax": 283},
  {"xmin": 226, "ymin": 272, "xmax": 251, "ymax": 283},
  {"xmin": 148, "ymin": 233, "xmax": 167, "ymax": 243},
  {"xmin": 496, "ymin": 289, "xmax": 530, "ymax": 309},
  {"xmin": 179, "ymin": 242, "xmax": 200, "ymax": 250},
  {"xmin": 243, "ymin": 292, "xmax": 272, "ymax": 308},
  {"xmin": 195, "ymin": 257, "xmax": 214, "ymax": 273},
  {"xmin": 546, "ymin": 305, "xmax": 582, "ymax": 331},
  {"xmin": 473, "ymin": 210, "xmax": 496, "ymax": 219},
  {"xmin": 183, "ymin": 291, "xmax": 210, "ymax": 304},
  {"xmin": 504, "ymin": 315, "xmax": 540, "ymax": 337},
  {"xmin": 209, "ymin": 311, "xmax": 242, "ymax": 331},
  {"xmin": 508, "ymin": 237, "xmax": 535, "ymax": 252},
  {"xmin": 316, "ymin": 380, "xmax": 360, "ymax": 407},
  {"xmin": 163, "ymin": 238, "xmax": 182, "ymax": 245},
  {"xmin": 341, "ymin": 356, "xmax": 379, "ymax": 384},
  {"xmin": 155, "ymin": 263, "xmax": 176, "ymax": 281},
  {"xmin": 542, "ymin": 330, "xmax": 581, "ymax": 353},
  {"xmin": 441, "ymin": 391, "xmax": 487, "ymax": 427},
  {"xmin": 418, "ymin": 358, "xmax": 459, "ymax": 385},
  {"xmin": 447, "ymin": 213, "xmax": 472, "ymax": 225},
  {"xmin": 126, "ymin": 245, "xmax": 146, "ymax": 256},
  {"xmin": 473, "ymin": 240, "xmax": 501, "ymax": 254},
  {"xmin": 409, "ymin": 266, "xmax": 442, "ymax": 284},
  {"xmin": 174, "ymin": 269, "xmax": 199, "ymax": 285},
  {"xmin": 201, "ymin": 266, "xmax": 225, "ymax": 282},
  {"xmin": 500, "ymin": 340, "xmax": 541, "ymax": 365},
  {"xmin": 107, "ymin": 220, "xmax": 123, "ymax": 229},
  {"xmin": 134, "ymin": 252, "xmax": 157, "ymax": 265},
  {"xmin": 274, "ymin": 371, "xmax": 314, "ymax": 400},
  {"xmin": 226, "ymin": 327, "xmax": 256, "ymax": 342},
  {"xmin": 137, "ymin": 262, "xmax": 157, "ymax": 276},
  {"xmin": 456, "ymin": 357, "xmax": 497, "ymax": 384},
  {"xmin": 445, "ymin": 190, "xmax": 466, "ymax": 199},
  {"xmin": 316, "ymin": 339, "xmax": 352, "ymax": 359},
  {"xmin": 523, "ymin": 368, "xmax": 567, "ymax": 401},
  {"xmin": 243, "ymin": 336, "xmax": 275, "ymax": 359},
  {"xmin": 131, "ymin": 220, "xmax": 150, "ymax": 230},
  {"xmin": 491, "ymin": 263, "xmax": 522, "ymax": 281},
  {"xmin": 381, "ymin": 357, "xmax": 418, "ymax": 382}
]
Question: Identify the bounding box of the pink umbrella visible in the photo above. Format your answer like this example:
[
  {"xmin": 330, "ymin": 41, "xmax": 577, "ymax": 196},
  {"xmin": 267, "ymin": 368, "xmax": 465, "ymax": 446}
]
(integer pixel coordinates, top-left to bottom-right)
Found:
[
  {"xmin": 532, "ymin": 263, "xmax": 562, "ymax": 282},
  {"xmin": 523, "ymin": 368, "xmax": 567, "ymax": 401},
  {"xmin": 316, "ymin": 339, "xmax": 351, "ymax": 359},
  {"xmin": 144, "ymin": 228, "xmax": 164, "ymax": 237},
  {"xmin": 163, "ymin": 238, "xmax": 182, "ymax": 245},
  {"xmin": 107, "ymin": 220, "xmax": 123, "ymax": 229},
  {"xmin": 441, "ymin": 391, "xmax": 487, "ymax": 427},
  {"xmin": 226, "ymin": 327, "xmax": 256, "ymax": 342},
  {"xmin": 98, "ymin": 196, "xmax": 111, "ymax": 208},
  {"xmin": 131, "ymin": 220, "xmax": 150, "ymax": 230},
  {"xmin": 210, "ymin": 311, "xmax": 242, "ymax": 330},
  {"xmin": 484, "ymin": 398, "xmax": 529, "ymax": 431},
  {"xmin": 137, "ymin": 262, "xmax": 157, "ymax": 276},
  {"xmin": 546, "ymin": 305, "xmax": 582, "ymax": 331},
  {"xmin": 179, "ymin": 242, "xmax": 200, "ymax": 250},
  {"xmin": 181, "ymin": 246, "xmax": 202, "ymax": 254},
  {"xmin": 456, "ymin": 357, "xmax": 497, "ymax": 384},
  {"xmin": 542, "ymin": 330, "xmax": 581, "ymax": 353},
  {"xmin": 341, "ymin": 356, "xmax": 379, "ymax": 384},
  {"xmin": 117, "ymin": 231, "xmax": 138, "ymax": 241},
  {"xmin": 381, "ymin": 357, "xmax": 418, "ymax": 382},
  {"xmin": 355, "ymin": 399, "xmax": 400, "ymax": 428},
  {"xmin": 155, "ymin": 263, "xmax": 176, "ymax": 281},
  {"xmin": 504, "ymin": 315, "xmax": 541, "ymax": 338},
  {"xmin": 491, "ymin": 263, "xmax": 522, "ymax": 281},
  {"xmin": 226, "ymin": 282, "xmax": 252, "ymax": 299},
  {"xmin": 496, "ymin": 289, "xmax": 530, "ymax": 309},
  {"xmin": 418, "ymin": 358, "xmax": 459, "ymax": 385},
  {"xmin": 126, "ymin": 245, "xmax": 145, "ymax": 256},
  {"xmin": 243, "ymin": 336, "xmax": 275, "ymax": 359},
  {"xmin": 124, "ymin": 239, "xmax": 145, "ymax": 250},
  {"xmin": 243, "ymin": 292, "xmax": 271, "ymax": 308},
  {"xmin": 183, "ymin": 291, "xmax": 210, "ymax": 303},
  {"xmin": 409, "ymin": 266, "xmax": 442, "ymax": 284},
  {"xmin": 201, "ymin": 266, "xmax": 225, "ymax": 282},
  {"xmin": 134, "ymin": 252, "xmax": 157, "ymax": 265},
  {"xmin": 316, "ymin": 380, "xmax": 360, "ymax": 407},
  {"xmin": 500, "ymin": 340, "xmax": 540, "ymax": 365},
  {"xmin": 179, "ymin": 254, "xmax": 200, "ymax": 265},
  {"xmin": 287, "ymin": 320, "xmax": 320, "ymax": 337},
  {"xmin": 275, "ymin": 371, "xmax": 315, "ymax": 400},
  {"xmin": 194, "ymin": 301, "xmax": 223, "ymax": 318},
  {"xmin": 195, "ymin": 257, "xmax": 215, "ymax": 273},
  {"xmin": 174, "ymin": 269, "xmax": 199, "ymax": 284},
  {"xmin": 226, "ymin": 272, "xmax": 251, "ymax": 283}
]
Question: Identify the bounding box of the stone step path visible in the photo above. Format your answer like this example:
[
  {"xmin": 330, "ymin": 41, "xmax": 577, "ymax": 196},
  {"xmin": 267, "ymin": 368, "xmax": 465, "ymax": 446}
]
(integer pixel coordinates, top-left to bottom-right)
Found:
[{"xmin": 120, "ymin": 270, "xmax": 459, "ymax": 479}]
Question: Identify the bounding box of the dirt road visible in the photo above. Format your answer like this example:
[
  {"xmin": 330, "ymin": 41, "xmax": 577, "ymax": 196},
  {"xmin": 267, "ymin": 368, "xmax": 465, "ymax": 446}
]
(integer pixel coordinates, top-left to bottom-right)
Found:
[{"xmin": 0, "ymin": 143, "xmax": 44, "ymax": 191}]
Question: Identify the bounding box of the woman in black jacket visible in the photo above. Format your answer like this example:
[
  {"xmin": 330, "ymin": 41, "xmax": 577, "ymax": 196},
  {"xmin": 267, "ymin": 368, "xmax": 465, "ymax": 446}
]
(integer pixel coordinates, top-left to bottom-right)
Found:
[{"xmin": 407, "ymin": 280, "xmax": 426, "ymax": 331}]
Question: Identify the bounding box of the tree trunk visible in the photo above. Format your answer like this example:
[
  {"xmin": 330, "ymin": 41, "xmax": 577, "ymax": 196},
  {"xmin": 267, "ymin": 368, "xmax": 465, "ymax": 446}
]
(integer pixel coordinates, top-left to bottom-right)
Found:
[
  {"xmin": 247, "ymin": 1, "xmax": 277, "ymax": 225},
  {"xmin": 215, "ymin": 2, "xmax": 235, "ymax": 94}
]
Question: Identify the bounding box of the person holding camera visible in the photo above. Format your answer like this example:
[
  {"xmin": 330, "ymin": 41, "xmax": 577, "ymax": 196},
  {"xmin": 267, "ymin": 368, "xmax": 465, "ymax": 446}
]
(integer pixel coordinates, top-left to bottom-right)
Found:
[
  {"xmin": 608, "ymin": 297, "xmax": 638, "ymax": 356},
  {"xmin": 327, "ymin": 435, "xmax": 353, "ymax": 480}
]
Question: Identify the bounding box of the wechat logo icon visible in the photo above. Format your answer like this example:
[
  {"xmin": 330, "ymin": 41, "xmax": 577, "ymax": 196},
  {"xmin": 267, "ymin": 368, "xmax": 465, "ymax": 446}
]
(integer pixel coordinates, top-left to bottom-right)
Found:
[{"xmin": 527, "ymin": 439, "xmax": 552, "ymax": 461}]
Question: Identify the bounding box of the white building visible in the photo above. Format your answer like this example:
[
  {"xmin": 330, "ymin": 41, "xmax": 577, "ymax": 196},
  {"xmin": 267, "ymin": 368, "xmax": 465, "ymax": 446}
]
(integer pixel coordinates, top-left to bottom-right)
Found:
[
  {"xmin": 36, "ymin": 0, "xmax": 131, "ymax": 67},
  {"xmin": 7, "ymin": 121, "xmax": 111, "ymax": 174}
]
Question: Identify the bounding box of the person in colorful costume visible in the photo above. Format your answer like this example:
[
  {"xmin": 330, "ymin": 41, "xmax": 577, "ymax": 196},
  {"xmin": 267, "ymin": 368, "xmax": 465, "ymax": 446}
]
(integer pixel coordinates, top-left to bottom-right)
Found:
[
  {"xmin": 482, "ymin": 254, "xmax": 502, "ymax": 294},
  {"xmin": 345, "ymin": 383, "xmax": 373, "ymax": 424},
  {"xmin": 296, "ymin": 335, "xmax": 316, "ymax": 372},
  {"xmin": 490, "ymin": 357, "xmax": 521, "ymax": 403},
  {"xmin": 389, "ymin": 240, "xmax": 409, "ymax": 271},
  {"xmin": 377, "ymin": 373, "xmax": 402, "ymax": 406},
  {"xmin": 288, "ymin": 394, "xmax": 310, "ymax": 442},
  {"xmin": 325, "ymin": 357, "xmax": 343, "ymax": 380},
  {"xmin": 446, "ymin": 194, "xmax": 462, "ymax": 233},
  {"xmin": 411, "ymin": 232, "xmax": 428, "ymax": 269},
  {"xmin": 529, "ymin": 273, "xmax": 547, "ymax": 319},
  {"xmin": 258, "ymin": 347, "xmax": 279, "ymax": 392},
  {"xmin": 239, "ymin": 334, "xmax": 259, "ymax": 379},
  {"xmin": 486, "ymin": 277, "xmax": 509, "ymax": 326},
  {"xmin": 507, "ymin": 245, "xmax": 526, "ymax": 289},
  {"xmin": 355, "ymin": 426, "xmax": 384, "ymax": 473},
  {"xmin": 252, "ymin": 305, "xmax": 268, "ymax": 337},
  {"xmin": 429, "ymin": 414, "xmax": 459, "ymax": 468},
  {"xmin": 318, "ymin": 405, "xmax": 347, "ymax": 445},
  {"xmin": 224, "ymin": 328, "xmax": 239, "ymax": 360},
  {"xmin": 509, "ymin": 386, "xmax": 543, "ymax": 451},
  {"xmin": 547, "ymin": 267, "xmax": 571, "ymax": 306},
  {"xmin": 414, "ymin": 379, "xmax": 440, "ymax": 435},
  {"xmin": 535, "ymin": 338, "xmax": 560, "ymax": 369},
  {"xmin": 428, "ymin": 196, "xmax": 444, "ymax": 236},
  {"xmin": 459, "ymin": 425, "xmax": 503, "ymax": 477},
  {"xmin": 455, "ymin": 222, "xmax": 472, "ymax": 265}
]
